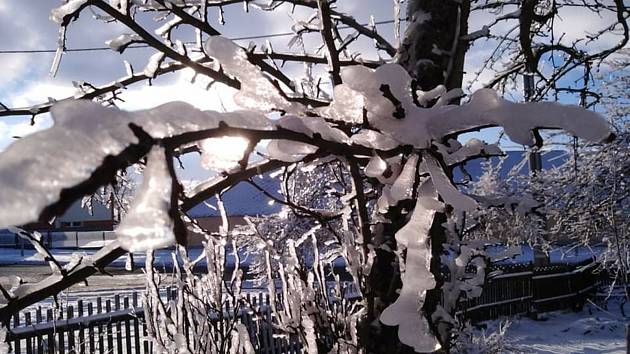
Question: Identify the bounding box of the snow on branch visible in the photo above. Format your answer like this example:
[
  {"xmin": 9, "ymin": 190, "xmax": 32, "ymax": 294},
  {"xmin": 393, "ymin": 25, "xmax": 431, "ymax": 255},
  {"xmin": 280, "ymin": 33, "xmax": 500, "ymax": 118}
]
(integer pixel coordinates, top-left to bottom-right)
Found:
[
  {"xmin": 328, "ymin": 63, "xmax": 613, "ymax": 148},
  {"xmin": 204, "ymin": 36, "xmax": 301, "ymax": 113},
  {"xmin": 0, "ymin": 99, "xmax": 275, "ymax": 228}
]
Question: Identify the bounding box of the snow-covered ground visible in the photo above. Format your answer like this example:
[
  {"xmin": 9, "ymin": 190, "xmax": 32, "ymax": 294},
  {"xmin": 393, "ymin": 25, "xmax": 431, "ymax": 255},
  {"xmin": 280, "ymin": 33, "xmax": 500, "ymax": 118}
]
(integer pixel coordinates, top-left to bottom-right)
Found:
[{"xmin": 477, "ymin": 302, "xmax": 627, "ymax": 353}]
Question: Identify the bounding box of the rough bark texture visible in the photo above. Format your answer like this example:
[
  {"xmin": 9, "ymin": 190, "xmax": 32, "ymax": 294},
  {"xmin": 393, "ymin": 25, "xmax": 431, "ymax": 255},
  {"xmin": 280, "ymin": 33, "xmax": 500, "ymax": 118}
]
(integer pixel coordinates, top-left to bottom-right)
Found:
[{"xmin": 396, "ymin": 0, "xmax": 468, "ymax": 91}]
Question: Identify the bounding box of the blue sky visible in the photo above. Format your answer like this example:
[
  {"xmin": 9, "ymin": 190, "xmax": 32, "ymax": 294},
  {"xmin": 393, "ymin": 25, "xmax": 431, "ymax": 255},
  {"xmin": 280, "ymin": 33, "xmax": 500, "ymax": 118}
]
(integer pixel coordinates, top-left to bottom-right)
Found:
[{"xmin": 0, "ymin": 1, "xmax": 625, "ymax": 181}]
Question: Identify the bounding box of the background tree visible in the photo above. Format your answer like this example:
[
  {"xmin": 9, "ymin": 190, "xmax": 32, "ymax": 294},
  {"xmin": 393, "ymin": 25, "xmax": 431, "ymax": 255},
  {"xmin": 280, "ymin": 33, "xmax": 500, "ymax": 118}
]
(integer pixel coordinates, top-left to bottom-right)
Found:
[{"xmin": 0, "ymin": 1, "xmax": 626, "ymax": 353}]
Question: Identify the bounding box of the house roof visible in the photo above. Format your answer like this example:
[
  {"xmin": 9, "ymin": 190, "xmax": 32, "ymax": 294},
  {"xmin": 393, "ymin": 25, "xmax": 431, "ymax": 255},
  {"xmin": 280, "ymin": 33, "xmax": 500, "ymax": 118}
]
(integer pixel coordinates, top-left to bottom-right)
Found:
[
  {"xmin": 188, "ymin": 150, "xmax": 570, "ymax": 217},
  {"xmin": 187, "ymin": 173, "xmax": 283, "ymax": 217},
  {"xmin": 453, "ymin": 150, "xmax": 568, "ymax": 182}
]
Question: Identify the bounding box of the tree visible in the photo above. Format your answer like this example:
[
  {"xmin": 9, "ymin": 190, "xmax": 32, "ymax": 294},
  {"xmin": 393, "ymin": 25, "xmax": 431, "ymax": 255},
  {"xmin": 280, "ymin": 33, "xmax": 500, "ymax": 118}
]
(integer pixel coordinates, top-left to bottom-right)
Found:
[
  {"xmin": 0, "ymin": 1, "xmax": 626, "ymax": 353},
  {"xmin": 467, "ymin": 50, "xmax": 630, "ymax": 302}
]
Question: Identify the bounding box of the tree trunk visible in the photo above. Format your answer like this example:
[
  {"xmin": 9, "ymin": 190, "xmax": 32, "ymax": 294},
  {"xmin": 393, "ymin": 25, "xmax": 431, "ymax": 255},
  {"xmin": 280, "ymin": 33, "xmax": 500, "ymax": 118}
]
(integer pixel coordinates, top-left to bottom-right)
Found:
[{"xmin": 361, "ymin": 1, "xmax": 470, "ymax": 352}]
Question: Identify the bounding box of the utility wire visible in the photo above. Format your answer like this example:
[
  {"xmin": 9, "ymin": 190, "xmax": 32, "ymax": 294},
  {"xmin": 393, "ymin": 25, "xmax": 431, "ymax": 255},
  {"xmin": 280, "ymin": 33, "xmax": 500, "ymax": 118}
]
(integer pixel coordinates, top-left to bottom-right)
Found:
[{"xmin": 0, "ymin": 19, "xmax": 398, "ymax": 55}]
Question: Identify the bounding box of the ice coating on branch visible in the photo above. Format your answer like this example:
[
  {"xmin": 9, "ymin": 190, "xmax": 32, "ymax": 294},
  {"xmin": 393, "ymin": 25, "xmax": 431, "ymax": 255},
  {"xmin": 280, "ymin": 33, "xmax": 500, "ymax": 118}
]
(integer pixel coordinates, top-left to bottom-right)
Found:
[
  {"xmin": 365, "ymin": 154, "xmax": 387, "ymax": 178},
  {"xmin": 390, "ymin": 154, "xmax": 419, "ymax": 201},
  {"xmin": 428, "ymin": 89, "xmax": 614, "ymax": 146},
  {"xmin": 117, "ymin": 146, "xmax": 175, "ymax": 252},
  {"xmin": 316, "ymin": 84, "xmax": 364, "ymax": 123},
  {"xmin": 106, "ymin": 34, "xmax": 142, "ymax": 52},
  {"xmin": 350, "ymin": 129, "xmax": 400, "ymax": 150},
  {"xmin": 276, "ymin": 115, "xmax": 349, "ymax": 143},
  {"xmin": 330, "ymin": 64, "xmax": 612, "ymax": 148},
  {"xmin": 416, "ymin": 85, "xmax": 446, "ymax": 107},
  {"xmin": 424, "ymin": 154, "xmax": 478, "ymax": 211},
  {"xmin": 267, "ymin": 140, "xmax": 317, "ymax": 162},
  {"xmin": 0, "ymin": 100, "xmax": 273, "ymax": 227},
  {"xmin": 144, "ymin": 52, "xmax": 165, "ymax": 78},
  {"xmin": 380, "ymin": 190, "xmax": 441, "ymax": 353},
  {"xmin": 439, "ymin": 138, "xmax": 503, "ymax": 166},
  {"xmin": 50, "ymin": 0, "xmax": 87, "ymax": 24},
  {"xmin": 204, "ymin": 36, "xmax": 298, "ymax": 113}
]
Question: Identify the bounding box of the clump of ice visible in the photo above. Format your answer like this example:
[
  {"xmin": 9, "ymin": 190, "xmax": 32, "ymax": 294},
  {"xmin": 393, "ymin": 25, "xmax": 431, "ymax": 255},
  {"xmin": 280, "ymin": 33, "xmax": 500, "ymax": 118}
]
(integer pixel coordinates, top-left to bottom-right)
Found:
[
  {"xmin": 0, "ymin": 100, "xmax": 272, "ymax": 228},
  {"xmin": 380, "ymin": 186, "xmax": 442, "ymax": 352},
  {"xmin": 204, "ymin": 36, "xmax": 299, "ymax": 113},
  {"xmin": 106, "ymin": 34, "xmax": 142, "ymax": 52},
  {"xmin": 328, "ymin": 64, "xmax": 612, "ymax": 149},
  {"xmin": 117, "ymin": 146, "xmax": 175, "ymax": 252}
]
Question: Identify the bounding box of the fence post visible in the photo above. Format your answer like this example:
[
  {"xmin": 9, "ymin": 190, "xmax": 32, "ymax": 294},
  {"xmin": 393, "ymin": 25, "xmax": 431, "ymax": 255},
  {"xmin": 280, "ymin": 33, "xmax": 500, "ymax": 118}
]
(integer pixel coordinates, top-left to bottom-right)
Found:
[
  {"xmin": 46, "ymin": 309, "xmax": 54, "ymax": 354},
  {"xmin": 87, "ymin": 302, "xmax": 95, "ymax": 353},
  {"xmin": 97, "ymin": 297, "xmax": 104, "ymax": 354},
  {"xmin": 24, "ymin": 312, "xmax": 32, "ymax": 354},
  {"xmin": 35, "ymin": 307, "xmax": 43, "ymax": 354},
  {"xmin": 132, "ymin": 292, "xmax": 141, "ymax": 353},
  {"xmin": 106, "ymin": 300, "xmax": 114, "ymax": 351},
  {"xmin": 78, "ymin": 300, "xmax": 85, "ymax": 354},
  {"xmin": 67, "ymin": 306, "xmax": 75, "ymax": 353},
  {"xmin": 115, "ymin": 295, "xmax": 123, "ymax": 354}
]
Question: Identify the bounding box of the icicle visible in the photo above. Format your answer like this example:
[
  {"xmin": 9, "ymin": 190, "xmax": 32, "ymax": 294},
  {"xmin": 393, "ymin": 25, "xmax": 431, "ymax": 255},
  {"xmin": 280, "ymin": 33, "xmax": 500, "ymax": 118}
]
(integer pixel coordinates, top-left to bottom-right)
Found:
[
  {"xmin": 365, "ymin": 154, "xmax": 387, "ymax": 178},
  {"xmin": 390, "ymin": 153, "xmax": 419, "ymax": 201},
  {"xmin": 380, "ymin": 188, "xmax": 441, "ymax": 352},
  {"xmin": 424, "ymin": 154, "xmax": 478, "ymax": 211},
  {"xmin": 117, "ymin": 146, "xmax": 176, "ymax": 252},
  {"xmin": 144, "ymin": 52, "xmax": 165, "ymax": 78},
  {"xmin": 49, "ymin": 27, "xmax": 67, "ymax": 78}
]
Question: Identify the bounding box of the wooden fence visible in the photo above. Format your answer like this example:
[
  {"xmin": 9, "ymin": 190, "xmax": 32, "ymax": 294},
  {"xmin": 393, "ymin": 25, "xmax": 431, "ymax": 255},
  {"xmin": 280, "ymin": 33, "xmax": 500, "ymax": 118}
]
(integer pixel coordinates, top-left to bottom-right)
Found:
[
  {"xmin": 4, "ymin": 260, "xmax": 601, "ymax": 353},
  {"xmin": 456, "ymin": 259, "xmax": 598, "ymax": 322},
  {"xmin": 6, "ymin": 290, "xmax": 302, "ymax": 354}
]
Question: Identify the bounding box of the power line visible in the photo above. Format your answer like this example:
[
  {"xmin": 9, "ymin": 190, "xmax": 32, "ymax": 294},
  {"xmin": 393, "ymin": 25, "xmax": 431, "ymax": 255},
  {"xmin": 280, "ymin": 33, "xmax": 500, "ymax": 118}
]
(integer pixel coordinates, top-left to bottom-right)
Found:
[{"xmin": 0, "ymin": 19, "xmax": 397, "ymax": 55}]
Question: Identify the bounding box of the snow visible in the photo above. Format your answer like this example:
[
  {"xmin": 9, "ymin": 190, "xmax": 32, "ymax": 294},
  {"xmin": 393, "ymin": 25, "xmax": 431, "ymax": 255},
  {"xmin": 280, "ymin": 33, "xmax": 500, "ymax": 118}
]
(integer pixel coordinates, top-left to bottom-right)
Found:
[
  {"xmin": 483, "ymin": 303, "xmax": 626, "ymax": 353},
  {"xmin": 266, "ymin": 139, "xmax": 318, "ymax": 162},
  {"xmin": 316, "ymin": 84, "xmax": 364, "ymax": 123},
  {"xmin": 276, "ymin": 115, "xmax": 349, "ymax": 143},
  {"xmin": 350, "ymin": 129, "xmax": 400, "ymax": 150},
  {"xmin": 441, "ymin": 138, "xmax": 502, "ymax": 166},
  {"xmin": 364, "ymin": 154, "xmax": 387, "ymax": 178},
  {"xmin": 117, "ymin": 146, "xmax": 175, "ymax": 252},
  {"xmin": 106, "ymin": 33, "xmax": 142, "ymax": 53},
  {"xmin": 424, "ymin": 154, "xmax": 478, "ymax": 211},
  {"xmin": 390, "ymin": 153, "xmax": 420, "ymax": 201},
  {"xmin": 50, "ymin": 0, "xmax": 87, "ymax": 24},
  {"xmin": 144, "ymin": 52, "xmax": 165, "ymax": 78}
]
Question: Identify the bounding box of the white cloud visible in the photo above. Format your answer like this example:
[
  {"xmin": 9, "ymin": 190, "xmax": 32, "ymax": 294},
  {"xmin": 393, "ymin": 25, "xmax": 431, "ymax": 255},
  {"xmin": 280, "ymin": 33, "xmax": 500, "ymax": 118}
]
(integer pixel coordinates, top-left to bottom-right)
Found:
[
  {"xmin": 7, "ymin": 81, "xmax": 75, "ymax": 108},
  {"xmin": 8, "ymin": 117, "xmax": 52, "ymax": 138},
  {"xmin": 117, "ymin": 70, "xmax": 240, "ymax": 112},
  {"xmin": 553, "ymin": 6, "xmax": 622, "ymax": 49},
  {"xmin": 0, "ymin": 115, "xmax": 53, "ymax": 152}
]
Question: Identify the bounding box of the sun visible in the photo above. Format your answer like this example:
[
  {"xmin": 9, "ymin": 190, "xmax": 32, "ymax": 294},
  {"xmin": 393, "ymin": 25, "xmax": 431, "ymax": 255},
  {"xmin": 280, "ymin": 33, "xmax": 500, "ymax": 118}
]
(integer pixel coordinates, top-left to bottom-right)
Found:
[{"xmin": 200, "ymin": 136, "xmax": 250, "ymax": 171}]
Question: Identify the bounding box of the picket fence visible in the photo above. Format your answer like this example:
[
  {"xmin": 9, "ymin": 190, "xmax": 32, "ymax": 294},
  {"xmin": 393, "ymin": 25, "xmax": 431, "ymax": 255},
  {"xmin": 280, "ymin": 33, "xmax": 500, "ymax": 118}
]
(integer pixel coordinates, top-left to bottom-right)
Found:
[
  {"xmin": 5, "ymin": 260, "xmax": 600, "ymax": 354},
  {"xmin": 6, "ymin": 290, "xmax": 301, "ymax": 354}
]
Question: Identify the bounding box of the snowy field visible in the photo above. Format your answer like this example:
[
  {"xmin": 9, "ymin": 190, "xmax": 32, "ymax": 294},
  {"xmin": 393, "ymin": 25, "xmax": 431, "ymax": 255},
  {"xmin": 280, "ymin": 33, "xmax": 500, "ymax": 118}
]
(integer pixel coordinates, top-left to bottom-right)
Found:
[{"xmin": 476, "ymin": 302, "xmax": 627, "ymax": 353}]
